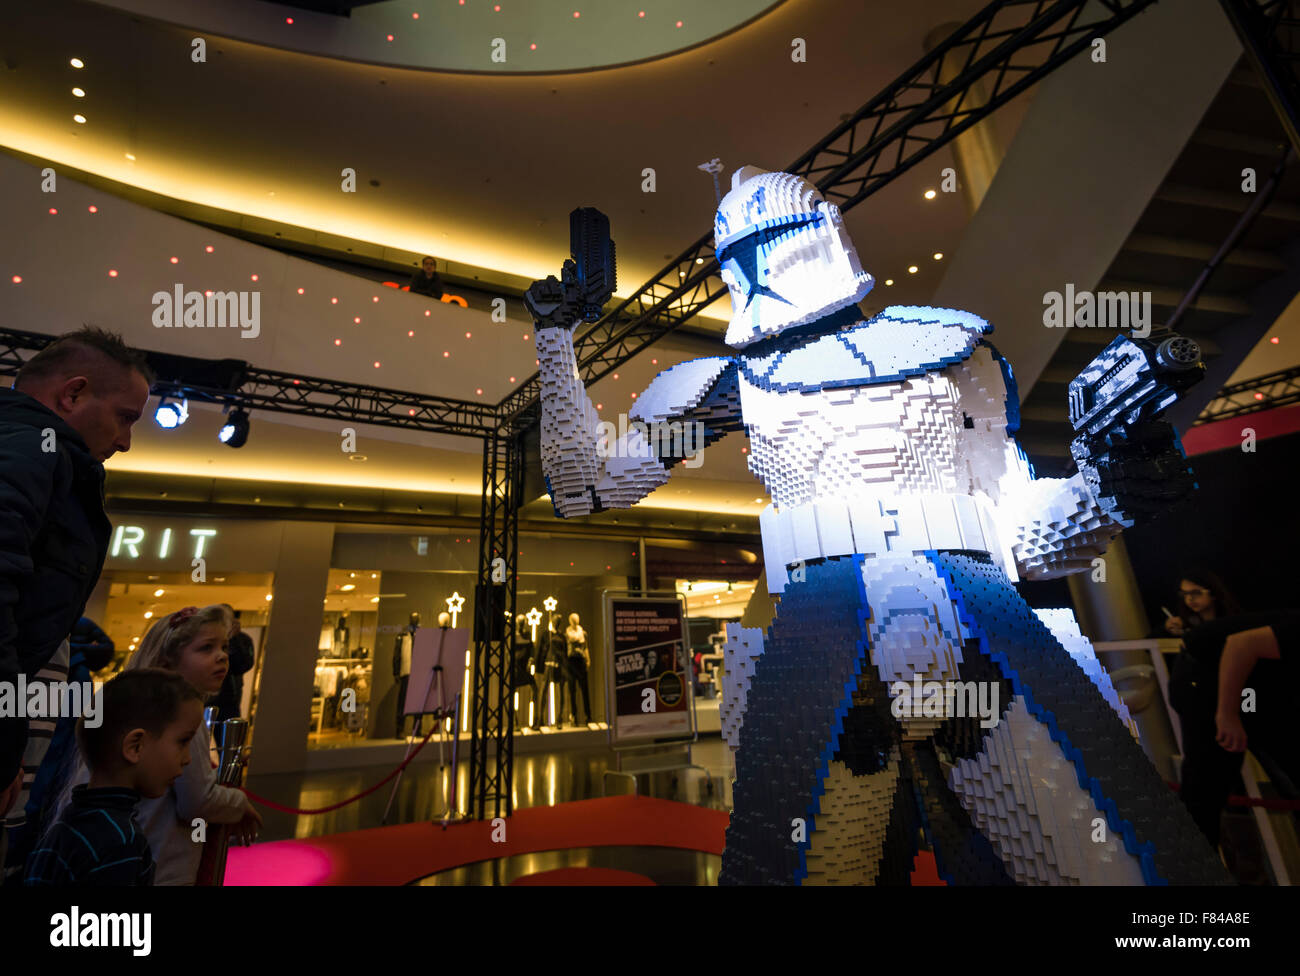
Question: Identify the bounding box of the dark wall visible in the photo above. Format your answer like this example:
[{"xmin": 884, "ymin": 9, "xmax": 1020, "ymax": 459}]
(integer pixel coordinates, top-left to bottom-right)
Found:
[{"xmin": 1124, "ymin": 430, "xmax": 1300, "ymax": 630}]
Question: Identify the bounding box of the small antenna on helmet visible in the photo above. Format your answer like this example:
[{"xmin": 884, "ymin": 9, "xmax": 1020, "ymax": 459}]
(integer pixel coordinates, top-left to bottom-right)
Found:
[{"xmin": 697, "ymin": 158, "xmax": 724, "ymax": 205}]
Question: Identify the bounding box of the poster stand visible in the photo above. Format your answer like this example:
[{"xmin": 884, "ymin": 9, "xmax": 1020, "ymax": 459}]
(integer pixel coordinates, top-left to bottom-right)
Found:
[
  {"xmin": 599, "ymin": 589, "xmax": 710, "ymax": 798},
  {"xmin": 381, "ymin": 623, "xmax": 469, "ymax": 829}
]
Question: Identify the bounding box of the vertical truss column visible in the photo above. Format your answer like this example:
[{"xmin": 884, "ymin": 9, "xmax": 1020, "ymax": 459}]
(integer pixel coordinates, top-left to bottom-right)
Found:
[{"xmin": 469, "ymin": 427, "xmax": 519, "ymax": 819}]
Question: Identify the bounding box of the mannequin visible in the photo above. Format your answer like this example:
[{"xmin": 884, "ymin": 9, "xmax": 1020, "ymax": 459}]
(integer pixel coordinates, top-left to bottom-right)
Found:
[
  {"xmin": 564, "ymin": 612, "xmax": 592, "ymax": 726},
  {"xmin": 512, "ymin": 614, "xmax": 538, "ymax": 729},
  {"xmin": 537, "ymin": 618, "xmax": 565, "ymax": 727},
  {"xmin": 393, "ymin": 612, "xmax": 422, "ymax": 738},
  {"xmin": 334, "ymin": 612, "xmax": 351, "ymax": 655}
]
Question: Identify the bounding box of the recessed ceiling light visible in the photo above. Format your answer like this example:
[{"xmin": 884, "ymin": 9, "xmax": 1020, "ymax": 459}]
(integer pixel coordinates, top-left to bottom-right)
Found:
[
  {"xmin": 70, "ymin": 58, "xmax": 84, "ymax": 68},
  {"xmin": 73, "ymin": 114, "xmax": 86, "ymax": 124},
  {"xmin": 924, "ymin": 189, "xmax": 937, "ymax": 200},
  {"xmin": 71, "ymin": 88, "xmax": 85, "ymax": 97},
  {"xmin": 885, "ymin": 278, "xmax": 894, "ymax": 286},
  {"xmin": 125, "ymin": 153, "xmax": 135, "ymax": 161},
  {"xmin": 933, "ymin": 252, "xmax": 943, "ymax": 260},
  {"xmin": 154, "ymin": 588, "xmax": 164, "ymax": 597},
  {"xmin": 340, "ymin": 584, "xmax": 356, "ymax": 592},
  {"xmin": 908, "ymin": 265, "xmax": 918, "ymax": 274}
]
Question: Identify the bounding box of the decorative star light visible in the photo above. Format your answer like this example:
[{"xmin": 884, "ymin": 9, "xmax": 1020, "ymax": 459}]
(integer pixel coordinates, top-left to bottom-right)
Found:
[
  {"xmin": 526, "ymin": 607, "xmax": 542, "ymax": 643},
  {"xmin": 446, "ymin": 591, "xmax": 465, "ymax": 627},
  {"xmin": 543, "ymin": 596, "xmax": 557, "ymax": 612}
]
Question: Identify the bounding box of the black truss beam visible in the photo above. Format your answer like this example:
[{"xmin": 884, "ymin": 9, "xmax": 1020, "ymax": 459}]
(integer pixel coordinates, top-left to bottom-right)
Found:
[
  {"xmin": 1220, "ymin": 0, "xmax": 1300, "ymax": 155},
  {"xmin": 0, "ymin": 327, "xmax": 495, "ymax": 438},
  {"xmin": 1195, "ymin": 364, "xmax": 1300, "ymax": 420},
  {"xmin": 469, "ymin": 430, "xmax": 519, "ymax": 821},
  {"xmin": 497, "ymin": 0, "xmax": 1160, "ymax": 422}
]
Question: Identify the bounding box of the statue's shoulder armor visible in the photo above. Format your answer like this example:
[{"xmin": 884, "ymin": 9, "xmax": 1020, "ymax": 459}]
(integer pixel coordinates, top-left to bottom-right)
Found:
[
  {"xmin": 739, "ymin": 304, "xmax": 992, "ymax": 394},
  {"xmin": 629, "ymin": 356, "xmax": 737, "ymax": 424}
]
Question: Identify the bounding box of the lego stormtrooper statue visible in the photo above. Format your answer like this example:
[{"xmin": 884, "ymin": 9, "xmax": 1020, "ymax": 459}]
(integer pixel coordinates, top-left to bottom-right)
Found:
[{"xmin": 528, "ymin": 167, "xmax": 1225, "ymax": 885}]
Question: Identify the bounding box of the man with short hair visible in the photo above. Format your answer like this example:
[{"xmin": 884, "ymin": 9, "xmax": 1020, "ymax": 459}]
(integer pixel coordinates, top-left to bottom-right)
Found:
[
  {"xmin": 407, "ymin": 256, "xmax": 444, "ymax": 299},
  {"xmin": 0, "ymin": 326, "xmax": 152, "ymax": 823}
]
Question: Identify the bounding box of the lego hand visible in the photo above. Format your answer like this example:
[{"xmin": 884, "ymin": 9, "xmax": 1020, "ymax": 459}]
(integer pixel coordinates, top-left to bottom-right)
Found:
[
  {"xmin": 524, "ymin": 260, "xmax": 582, "ymax": 329},
  {"xmin": 1077, "ymin": 421, "xmax": 1195, "ymax": 526},
  {"xmin": 1215, "ymin": 708, "xmax": 1247, "ymax": 753}
]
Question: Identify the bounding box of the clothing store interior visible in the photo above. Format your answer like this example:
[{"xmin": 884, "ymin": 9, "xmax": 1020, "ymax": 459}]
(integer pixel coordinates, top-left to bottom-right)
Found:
[{"xmin": 1, "ymin": 0, "xmax": 1298, "ymax": 892}]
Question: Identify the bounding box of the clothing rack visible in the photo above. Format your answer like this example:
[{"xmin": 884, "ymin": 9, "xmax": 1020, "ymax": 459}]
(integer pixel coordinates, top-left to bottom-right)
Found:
[{"xmin": 315, "ymin": 656, "xmax": 368, "ymax": 664}]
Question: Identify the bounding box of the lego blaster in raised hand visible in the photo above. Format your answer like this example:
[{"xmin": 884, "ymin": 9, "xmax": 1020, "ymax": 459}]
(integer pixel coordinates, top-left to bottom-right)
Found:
[
  {"xmin": 523, "ymin": 207, "xmax": 617, "ymax": 330},
  {"xmin": 1067, "ymin": 329, "xmax": 1205, "ymax": 525}
]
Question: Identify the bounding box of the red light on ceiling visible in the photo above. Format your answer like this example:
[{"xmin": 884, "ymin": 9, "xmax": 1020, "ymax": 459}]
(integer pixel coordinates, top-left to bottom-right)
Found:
[
  {"xmin": 87, "ymin": 205, "xmax": 98, "ymax": 213},
  {"xmin": 639, "ymin": 10, "xmax": 645, "ymax": 16},
  {"xmin": 382, "ymin": 281, "xmax": 399, "ymax": 289},
  {"xmin": 651, "ymin": 359, "xmax": 657, "ymax": 364},
  {"xmin": 285, "ymin": 17, "xmax": 293, "ymax": 24},
  {"xmin": 205, "ymin": 290, "xmax": 212, "ymax": 297},
  {"xmin": 523, "ymin": 333, "xmax": 530, "ymax": 340},
  {"xmin": 1271, "ymin": 336, "xmax": 1280, "ymax": 344},
  {"xmin": 424, "ymin": 310, "xmax": 431, "ymax": 317},
  {"xmin": 596, "ymin": 403, "xmax": 602, "ymax": 410},
  {"xmin": 354, "ymin": 316, "xmax": 361, "ymax": 323},
  {"xmin": 372, "ymin": 296, "xmax": 379, "ymax": 302},
  {"xmin": 573, "ymin": 11, "xmax": 580, "ymax": 17},
  {"xmin": 205, "ymin": 245, "xmax": 214, "ymax": 253},
  {"xmin": 251, "ymin": 274, "xmax": 259, "ymax": 281},
  {"xmin": 530, "ymin": 43, "xmax": 537, "ymax": 50},
  {"xmin": 408, "ymin": 330, "xmax": 414, "ymax": 337},
  {"xmin": 11, "ymin": 275, "xmax": 21, "ymax": 284},
  {"xmin": 613, "ymin": 373, "xmax": 619, "ymax": 379},
  {"xmin": 509, "ymin": 376, "xmax": 515, "ymax": 382},
  {"xmin": 386, "ymin": 34, "xmax": 394, "ymax": 42},
  {"xmin": 169, "ymin": 256, "xmax": 179, "ymax": 264},
  {"xmin": 1255, "ymin": 392, "xmax": 1265, "ymax": 400},
  {"xmin": 48, "ymin": 208, "xmax": 57, "ymax": 215},
  {"xmin": 443, "ymin": 351, "xmax": 450, "ymax": 357},
  {"xmin": 465, "ymin": 332, "xmax": 471, "ymax": 338},
  {"xmin": 476, "ymin": 388, "xmax": 483, "ymax": 395},
  {"xmin": 374, "ymin": 361, "xmax": 381, "ymax": 368},
  {"xmin": 292, "ymin": 379, "xmax": 300, "ymax": 385},
  {"xmin": 631, "ymin": 392, "xmax": 637, "ymax": 398},
  {"xmin": 494, "ymin": 4, "xmax": 501, "ymax": 10},
  {"xmin": 331, "ymin": 297, "xmax": 338, "ymax": 304},
  {"xmin": 413, "ymin": 12, "xmax": 419, "ymax": 18},
  {"xmin": 676, "ymin": 20, "xmax": 683, "ymax": 27},
  {"xmin": 108, "ymin": 269, "xmax": 118, "ymax": 277},
  {"xmin": 408, "ymin": 408, "xmax": 415, "ymax": 415},
  {"xmin": 334, "ymin": 339, "xmax": 341, "ymax": 346},
  {"xmin": 297, "ymin": 287, "xmax": 304, "ymax": 294}
]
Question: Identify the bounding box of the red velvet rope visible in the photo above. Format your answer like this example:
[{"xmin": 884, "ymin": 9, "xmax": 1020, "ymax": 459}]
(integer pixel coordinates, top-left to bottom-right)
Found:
[{"xmin": 241, "ymin": 723, "xmax": 446, "ymax": 815}]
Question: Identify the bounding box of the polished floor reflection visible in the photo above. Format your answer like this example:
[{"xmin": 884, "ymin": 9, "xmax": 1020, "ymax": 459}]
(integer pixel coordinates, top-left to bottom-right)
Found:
[
  {"xmin": 245, "ymin": 737, "xmax": 734, "ymax": 845},
  {"xmin": 414, "ymin": 845, "xmax": 721, "ymax": 885}
]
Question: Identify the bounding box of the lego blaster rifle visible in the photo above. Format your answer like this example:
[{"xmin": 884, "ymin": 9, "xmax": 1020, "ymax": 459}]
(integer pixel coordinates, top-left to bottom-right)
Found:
[
  {"xmin": 1067, "ymin": 328, "xmax": 1205, "ymax": 522},
  {"xmin": 523, "ymin": 207, "xmax": 617, "ymax": 329}
]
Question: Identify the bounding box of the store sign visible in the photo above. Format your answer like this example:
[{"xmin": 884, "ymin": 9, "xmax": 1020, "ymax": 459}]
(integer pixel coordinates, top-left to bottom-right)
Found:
[
  {"xmin": 110, "ymin": 524, "xmax": 218, "ymax": 560},
  {"xmin": 605, "ymin": 594, "xmax": 693, "ymax": 743}
]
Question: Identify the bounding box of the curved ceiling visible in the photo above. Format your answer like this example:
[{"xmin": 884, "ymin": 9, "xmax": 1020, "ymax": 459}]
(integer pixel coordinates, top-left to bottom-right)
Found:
[
  {"xmin": 1, "ymin": 0, "xmax": 1004, "ymax": 320},
  {"xmin": 91, "ymin": 0, "xmax": 788, "ymax": 73}
]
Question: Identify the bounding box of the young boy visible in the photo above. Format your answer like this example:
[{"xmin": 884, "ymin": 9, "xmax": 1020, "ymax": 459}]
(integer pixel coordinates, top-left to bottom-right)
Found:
[{"xmin": 24, "ymin": 669, "xmax": 205, "ymax": 885}]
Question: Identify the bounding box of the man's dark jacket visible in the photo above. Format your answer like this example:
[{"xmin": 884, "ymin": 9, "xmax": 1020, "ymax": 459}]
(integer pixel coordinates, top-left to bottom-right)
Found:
[{"xmin": 0, "ymin": 388, "xmax": 111, "ymax": 785}]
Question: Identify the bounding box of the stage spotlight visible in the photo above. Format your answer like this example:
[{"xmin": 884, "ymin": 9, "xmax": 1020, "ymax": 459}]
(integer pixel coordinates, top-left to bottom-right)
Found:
[
  {"xmin": 219, "ymin": 408, "xmax": 250, "ymax": 448},
  {"xmin": 154, "ymin": 397, "xmax": 188, "ymax": 429}
]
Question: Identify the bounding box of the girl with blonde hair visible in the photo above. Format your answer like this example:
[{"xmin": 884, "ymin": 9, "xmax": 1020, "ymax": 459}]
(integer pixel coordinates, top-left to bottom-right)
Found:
[{"xmin": 53, "ymin": 604, "xmax": 262, "ymax": 884}]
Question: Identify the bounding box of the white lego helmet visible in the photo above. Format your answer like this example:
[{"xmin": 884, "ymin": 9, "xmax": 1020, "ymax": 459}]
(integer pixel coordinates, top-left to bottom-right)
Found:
[{"xmin": 715, "ymin": 166, "xmax": 874, "ymax": 349}]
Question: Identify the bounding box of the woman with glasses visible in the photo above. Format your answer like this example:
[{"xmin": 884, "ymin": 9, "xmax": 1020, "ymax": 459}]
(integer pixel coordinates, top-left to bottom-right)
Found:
[{"xmin": 1164, "ymin": 569, "xmax": 1241, "ymax": 638}]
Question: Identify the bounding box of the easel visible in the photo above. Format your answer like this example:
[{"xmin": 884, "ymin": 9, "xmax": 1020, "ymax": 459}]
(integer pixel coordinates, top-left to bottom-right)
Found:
[{"xmin": 382, "ymin": 620, "xmax": 467, "ymax": 829}]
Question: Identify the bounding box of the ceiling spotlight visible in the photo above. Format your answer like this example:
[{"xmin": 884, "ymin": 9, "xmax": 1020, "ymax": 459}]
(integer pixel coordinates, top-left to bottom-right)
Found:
[
  {"xmin": 153, "ymin": 588, "xmax": 164, "ymax": 597},
  {"xmin": 907, "ymin": 265, "xmax": 918, "ymax": 274},
  {"xmin": 72, "ymin": 88, "xmax": 85, "ymax": 97},
  {"xmin": 885, "ymin": 278, "xmax": 894, "ymax": 286},
  {"xmin": 924, "ymin": 189, "xmax": 937, "ymax": 200},
  {"xmin": 73, "ymin": 114, "xmax": 86, "ymax": 124},
  {"xmin": 154, "ymin": 397, "xmax": 188, "ymax": 429},
  {"xmin": 218, "ymin": 407, "xmax": 250, "ymax": 448},
  {"xmin": 70, "ymin": 58, "xmax": 84, "ymax": 68},
  {"xmin": 933, "ymin": 252, "xmax": 944, "ymax": 261}
]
